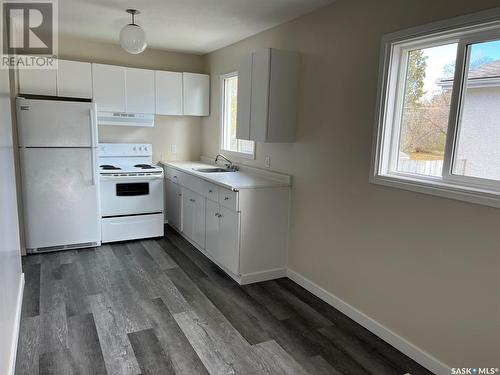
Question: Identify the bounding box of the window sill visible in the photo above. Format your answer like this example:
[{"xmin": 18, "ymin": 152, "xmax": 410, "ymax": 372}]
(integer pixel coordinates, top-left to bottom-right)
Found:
[
  {"xmin": 370, "ymin": 173, "xmax": 500, "ymax": 209},
  {"xmin": 220, "ymin": 149, "xmax": 256, "ymax": 160}
]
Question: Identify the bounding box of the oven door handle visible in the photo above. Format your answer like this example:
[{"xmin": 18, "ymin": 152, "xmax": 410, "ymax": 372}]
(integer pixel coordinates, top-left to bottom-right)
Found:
[{"xmin": 100, "ymin": 174, "xmax": 164, "ymax": 180}]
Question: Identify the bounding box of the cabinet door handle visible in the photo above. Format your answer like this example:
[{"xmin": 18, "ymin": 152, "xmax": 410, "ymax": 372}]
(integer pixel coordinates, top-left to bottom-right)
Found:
[
  {"xmin": 178, "ymin": 193, "xmax": 182, "ymax": 197},
  {"xmin": 215, "ymin": 212, "xmax": 219, "ymax": 217},
  {"xmin": 190, "ymin": 198, "xmax": 195, "ymax": 202},
  {"xmin": 224, "ymin": 196, "xmax": 229, "ymax": 200},
  {"xmin": 173, "ymin": 175, "xmax": 177, "ymax": 179},
  {"xmin": 209, "ymin": 189, "xmax": 213, "ymax": 193}
]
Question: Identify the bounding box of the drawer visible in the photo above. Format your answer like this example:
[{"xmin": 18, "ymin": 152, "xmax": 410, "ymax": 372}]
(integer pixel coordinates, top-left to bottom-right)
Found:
[
  {"xmin": 165, "ymin": 166, "xmax": 184, "ymax": 184},
  {"xmin": 204, "ymin": 181, "xmax": 220, "ymax": 202},
  {"xmin": 219, "ymin": 188, "xmax": 238, "ymax": 211},
  {"xmin": 101, "ymin": 213, "xmax": 164, "ymax": 243},
  {"xmin": 182, "ymin": 173, "xmax": 205, "ymax": 196}
]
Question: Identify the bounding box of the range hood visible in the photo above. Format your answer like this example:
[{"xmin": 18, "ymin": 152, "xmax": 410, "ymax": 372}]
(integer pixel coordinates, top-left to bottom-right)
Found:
[{"xmin": 97, "ymin": 112, "xmax": 155, "ymax": 127}]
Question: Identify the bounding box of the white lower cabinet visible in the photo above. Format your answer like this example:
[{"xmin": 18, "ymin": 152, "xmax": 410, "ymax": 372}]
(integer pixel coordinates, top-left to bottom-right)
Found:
[
  {"xmin": 218, "ymin": 206, "xmax": 240, "ymax": 275},
  {"xmin": 165, "ymin": 179, "xmax": 182, "ymax": 231},
  {"xmin": 181, "ymin": 188, "xmax": 206, "ymax": 249},
  {"xmin": 206, "ymin": 200, "xmax": 240, "ymax": 275},
  {"xmin": 205, "ymin": 199, "xmax": 219, "ymax": 256},
  {"xmin": 163, "ymin": 164, "xmax": 290, "ymax": 285}
]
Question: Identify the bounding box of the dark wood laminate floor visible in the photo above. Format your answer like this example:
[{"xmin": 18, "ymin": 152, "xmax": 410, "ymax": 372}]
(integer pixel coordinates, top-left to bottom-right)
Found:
[{"xmin": 16, "ymin": 225, "xmax": 433, "ymax": 375}]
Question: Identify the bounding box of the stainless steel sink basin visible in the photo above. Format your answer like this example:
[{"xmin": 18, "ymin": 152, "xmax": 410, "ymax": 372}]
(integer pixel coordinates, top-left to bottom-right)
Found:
[{"xmin": 194, "ymin": 167, "xmax": 235, "ymax": 173}]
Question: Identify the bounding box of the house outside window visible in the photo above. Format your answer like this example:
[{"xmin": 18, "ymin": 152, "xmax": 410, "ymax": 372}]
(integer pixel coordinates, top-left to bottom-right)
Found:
[
  {"xmin": 371, "ymin": 11, "xmax": 500, "ymax": 208},
  {"xmin": 220, "ymin": 72, "xmax": 255, "ymax": 158}
]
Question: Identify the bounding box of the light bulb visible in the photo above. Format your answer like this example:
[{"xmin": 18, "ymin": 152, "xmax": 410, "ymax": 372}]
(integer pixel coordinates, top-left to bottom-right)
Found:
[{"xmin": 119, "ymin": 24, "xmax": 147, "ymax": 54}]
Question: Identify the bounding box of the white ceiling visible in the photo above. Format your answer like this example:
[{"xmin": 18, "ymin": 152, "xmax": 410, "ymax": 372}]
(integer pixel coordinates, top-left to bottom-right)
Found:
[{"xmin": 58, "ymin": 0, "xmax": 334, "ymax": 54}]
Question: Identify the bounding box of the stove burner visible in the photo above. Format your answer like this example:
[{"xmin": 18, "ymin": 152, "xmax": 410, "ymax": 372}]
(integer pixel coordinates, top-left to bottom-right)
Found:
[
  {"xmin": 134, "ymin": 164, "xmax": 155, "ymax": 169},
  {"xmin": 100, "ymin": 165, "xmax": 121, "ymax": 170}
]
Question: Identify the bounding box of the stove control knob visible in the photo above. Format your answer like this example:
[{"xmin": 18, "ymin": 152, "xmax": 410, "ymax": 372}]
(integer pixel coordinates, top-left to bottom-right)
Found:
[{"xmin": 133, "ymin": 147, "xmax": 137, "ymax": 151}]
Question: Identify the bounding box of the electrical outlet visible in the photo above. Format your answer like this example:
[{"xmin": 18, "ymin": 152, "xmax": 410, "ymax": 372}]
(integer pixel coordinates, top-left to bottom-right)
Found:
[
  {"xmin": 265, "ymin": 156, "xmax": 271, "ymax": 168},
  {"xmin": 171, "ymin": 144, "xmax": 177, "ymax": 154}
]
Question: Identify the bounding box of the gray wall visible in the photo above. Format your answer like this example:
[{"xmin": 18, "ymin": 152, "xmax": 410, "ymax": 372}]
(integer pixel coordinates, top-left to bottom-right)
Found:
[
  {"xmin": 201, "ymin": 0, "xmax": 500, "ymax": 368},
  {"xmin": 0, "ymin": 68, "xmax": 23, "ymax": 374}
]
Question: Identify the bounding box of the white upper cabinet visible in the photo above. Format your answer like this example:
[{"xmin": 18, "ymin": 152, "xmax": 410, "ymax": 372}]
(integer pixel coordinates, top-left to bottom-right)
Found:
[
  {"xmin": 183, "ymin": 72, "xmax": 209, "ymax": 116},
  {"xmin": 92, "ymin": 63, "xmax": 126, "ymax": 112},
  {"xmin": 155, "ymin": 71, "xmax": 183, "ymax": 115},
  {"xmin": 236, "ymin": 54, "xmax": 252, "ymax": 140},
  {"xmin": 126, "ymin": 67, "xmax": 155, "ymax": 114},
  {"xmin": 19, "ymin": 60, "xmax": 92, "ymax": 99},
  {"xmin": 57, "ymin": 60, "xmax": 92, "ymax": 99},
  {"xmin": 237, "ymin": 48, "xmax": 299, "ymax": 142},
  {"xmin": 18, "ymin": 68, "xmax": 57, "ymax": 96},
  {"xmin": 93, "ymin": 64, "xmax": 155, "ymax": 114},
  {"xmin": 19, "ymin": 59, "xmax": 210, "ymax": 117}
]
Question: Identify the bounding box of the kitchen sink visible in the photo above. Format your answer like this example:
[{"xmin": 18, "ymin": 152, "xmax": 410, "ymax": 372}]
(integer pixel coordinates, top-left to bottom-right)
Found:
[{"xmin": 194, "ymin": 167, "xmax": 236, "ymax": 173}]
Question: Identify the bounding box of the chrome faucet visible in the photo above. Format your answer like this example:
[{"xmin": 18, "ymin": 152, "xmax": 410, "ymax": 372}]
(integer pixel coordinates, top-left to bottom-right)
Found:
[{"xmin": 215, "ymin": 154, "xmax": 237, "ymax": 171}]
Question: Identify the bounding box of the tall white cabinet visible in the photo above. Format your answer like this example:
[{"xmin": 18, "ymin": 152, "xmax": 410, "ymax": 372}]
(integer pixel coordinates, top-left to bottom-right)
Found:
[{"xmin": 237, "ymin": 48, "xmax": 299, "ymax": 142}]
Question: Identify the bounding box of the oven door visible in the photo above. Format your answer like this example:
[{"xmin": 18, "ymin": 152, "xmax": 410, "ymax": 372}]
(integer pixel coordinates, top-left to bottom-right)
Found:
[{"xmin": 100, "ymin": 174, "xmax": 164, "ymax": 217}]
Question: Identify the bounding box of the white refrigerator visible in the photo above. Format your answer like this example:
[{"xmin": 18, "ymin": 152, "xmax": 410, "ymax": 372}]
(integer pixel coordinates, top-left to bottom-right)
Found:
[{"xmin": 17, "ymin": 98, "xmax": 101, "ymax": 253}]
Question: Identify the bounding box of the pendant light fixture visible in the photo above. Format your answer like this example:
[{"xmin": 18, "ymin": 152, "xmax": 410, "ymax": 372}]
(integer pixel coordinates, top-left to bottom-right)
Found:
[{"xmin": 119, "ymin": 9, "xmax": 147, "ymax": 54}]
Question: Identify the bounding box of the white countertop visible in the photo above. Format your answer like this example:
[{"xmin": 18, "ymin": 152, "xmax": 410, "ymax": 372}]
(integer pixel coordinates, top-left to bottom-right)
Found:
[{"xmin": 160, "ymin": 161, "xmax": 291, "ymax": 190}]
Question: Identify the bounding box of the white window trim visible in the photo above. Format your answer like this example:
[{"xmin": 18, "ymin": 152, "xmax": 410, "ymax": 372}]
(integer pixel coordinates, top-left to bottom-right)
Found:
[
  {"xmin": 370, "ymin": 7, "xmax": 500, "ymax": 208},
  {"xmin": 219, "ymin": 72, "xmax": 256, "ymax": 160}
]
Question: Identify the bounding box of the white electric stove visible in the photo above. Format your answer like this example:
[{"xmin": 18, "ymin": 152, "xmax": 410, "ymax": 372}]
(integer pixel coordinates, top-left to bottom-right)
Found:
[{"xmin": 98, "ymin": 143, "xmax": 164, "ymax": 243}]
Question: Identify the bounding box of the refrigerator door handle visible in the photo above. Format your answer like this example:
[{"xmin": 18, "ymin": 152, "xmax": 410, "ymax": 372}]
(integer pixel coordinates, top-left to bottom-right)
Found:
[
  {"xmin": 91, "ymin": 149, "xmax": 96, "ymax": 186},
  {"xmin": 89, "ymin": 108, "xmax": 97, "ymax": 186},
  {"xmin": 89, "ymin": 108, "xmax": 97, "ymax": 147}
]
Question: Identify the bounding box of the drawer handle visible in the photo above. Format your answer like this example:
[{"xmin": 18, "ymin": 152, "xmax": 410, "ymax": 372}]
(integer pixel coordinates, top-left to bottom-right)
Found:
[
  {"xmin": 178, "ymin": 193, "xmax": 182, "ymax": 197},
  {"xmin": 173, "ymin": 175, "xmax": 177, "ymax": 178},
  {"xmin": 209, "ymin": 189, "xmax": 213, "ymax": 193},
  {"xmin": 224, "ymin": 196, "xmax": 229, "ymax": 200},
  {"xmin": 215, "ymin": 213, "xmax": 222, "ymax": 218},
  {"xmin": 189, "ymin": 198, "xmax": 195, "ymax": 202}
]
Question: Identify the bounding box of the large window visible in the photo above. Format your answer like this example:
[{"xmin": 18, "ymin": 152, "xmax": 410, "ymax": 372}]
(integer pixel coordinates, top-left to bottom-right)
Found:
[
  {"xmin": 372, "ymin": 13, "xmax": 500, "ymax": 208},
  {"xmin": 220, "ymin": 72, "xmax": 255, "ymax": 158}
]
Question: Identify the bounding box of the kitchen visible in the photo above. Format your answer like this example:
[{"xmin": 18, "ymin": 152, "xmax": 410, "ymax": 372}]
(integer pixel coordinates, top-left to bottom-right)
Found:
[{"xmin": 1, "ymin": 1, "xmax": 500, "ymax": 375}]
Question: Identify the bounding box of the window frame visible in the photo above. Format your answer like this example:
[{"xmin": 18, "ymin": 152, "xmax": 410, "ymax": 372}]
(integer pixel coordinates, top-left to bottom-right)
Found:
[
  {"xmin": 371, "ymin": 7, "xmax": 500, "ymax": 208},
  {"xmin": 219, "ymin": 71, "xmax": 256, "ymax": 160}
]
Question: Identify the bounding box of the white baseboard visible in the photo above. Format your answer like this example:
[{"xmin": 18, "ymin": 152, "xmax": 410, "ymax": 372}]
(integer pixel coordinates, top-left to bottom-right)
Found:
[
  {"xmin": 8, "ymin": 273, "xmax": 24, "ymax": 375},
  {"xmin": 287, "ymin": 269, "xmax": 450, "ymax": 375},
  {"xmin": 240, "ymin": 268, "xmax": 287, "ymax": 284}
]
